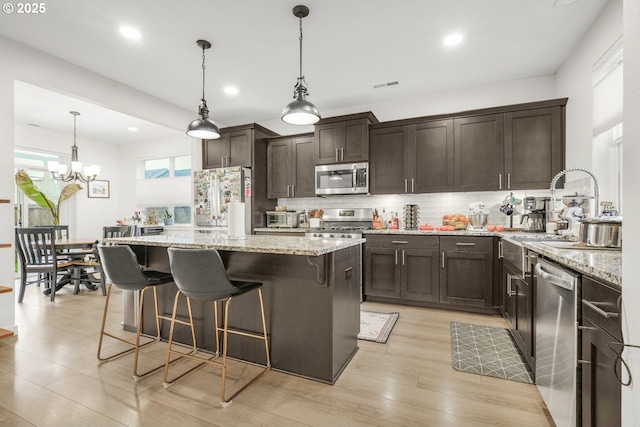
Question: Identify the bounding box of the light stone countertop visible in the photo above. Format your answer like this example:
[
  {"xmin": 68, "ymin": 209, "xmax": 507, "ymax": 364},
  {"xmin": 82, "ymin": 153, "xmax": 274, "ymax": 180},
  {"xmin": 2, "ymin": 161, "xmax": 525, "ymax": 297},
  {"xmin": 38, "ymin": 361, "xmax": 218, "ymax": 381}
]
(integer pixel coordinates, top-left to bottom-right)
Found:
[
  {"xmin": 254, "ymin": 227, "xmax": 306, "ymax": 233},
  {"xmin": 106, "ymin": 232, "xmax": 364, "ymax": 257},
  {"xmin": 522, "ymin": 241, "xmax": 621, "ymax": 288}
]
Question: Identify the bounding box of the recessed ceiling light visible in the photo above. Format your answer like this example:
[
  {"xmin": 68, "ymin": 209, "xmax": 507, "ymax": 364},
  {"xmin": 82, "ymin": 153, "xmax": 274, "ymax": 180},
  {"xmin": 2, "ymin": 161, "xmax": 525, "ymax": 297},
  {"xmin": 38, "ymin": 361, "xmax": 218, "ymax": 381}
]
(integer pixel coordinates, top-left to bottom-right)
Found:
[
  {"xmin": 224, "ymin": 86, "xmax": 239, "ymax": 95},
  {"xmin": 443, "ymin": 33, "xmax": 463, "ymax": 47},
  {"xmin": 127, "ymin": 127, "xmax": 138, "ymax": 132},
  {"xmin": 119, "ymin": 26, "xmax": 141, "ymax": 40}
]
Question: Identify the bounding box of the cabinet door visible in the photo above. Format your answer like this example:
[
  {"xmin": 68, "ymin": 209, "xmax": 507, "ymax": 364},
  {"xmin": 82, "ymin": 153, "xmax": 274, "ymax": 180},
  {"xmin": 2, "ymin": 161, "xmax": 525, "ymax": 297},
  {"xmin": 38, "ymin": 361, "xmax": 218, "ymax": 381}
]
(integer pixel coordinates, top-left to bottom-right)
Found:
[
  {"xmin": 503, "ymin": 266, "xmax": 516, "ymax": 329},
  {"xmin": 504, "ymin": 107, "xmax": 563, "ymax": 190},
  {"xmin": 401, "ymin": 248, "xmax": 440, "ymax": 302},
  {"xmin": 202, "ymin": 139, "xmax": 228, "ymax": 169},
  {"xmin": 512, "ymin": 270, "xmax": 533, "ymax": 365},
  {"xmin": 342, "ymin": 119, "xmax": 369, "ymax": 163},
  {"xmin": 454, "ymin": 114, "xmax": 504, "ymax": 191},
  {"xmin": 440, "ymin": 250, "xmax": 493, "ymax": 307},
  {"xmin": 581, "ymin": 317, "xmax": 621, "ymax": 427},
  {"xmin": 365, "ymin": 247, "xmax": 401, "ymax": 298},
  {"xmin": 314, "ymin": 123, "xmax": 340, "ymax": 164},
  {"xmin": 410, "ymin": 120, "xmax": 454, "ymax": 193},
  {"xmin": 369, "ymin": 126, "xmax": 407, "ymax": 195},
  {"xmin": 267, "ymin": 139, "xmax": 292, "ymax": 199},
  {"xmin": 291, "ymin": 136, "xmax": 315, "ymax": 197},
  {"xmin": 227, "ymin": 129, "xmax": 253, "ymax": 167}
]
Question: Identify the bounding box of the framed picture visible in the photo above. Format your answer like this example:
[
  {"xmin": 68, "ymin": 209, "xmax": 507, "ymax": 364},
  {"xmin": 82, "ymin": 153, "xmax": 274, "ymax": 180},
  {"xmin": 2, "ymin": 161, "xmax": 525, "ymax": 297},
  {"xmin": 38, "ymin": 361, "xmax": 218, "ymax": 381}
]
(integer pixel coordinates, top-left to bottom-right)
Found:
[{"xmin": 87, "ymin": 180, "xmax": 110, "ymax": 199}]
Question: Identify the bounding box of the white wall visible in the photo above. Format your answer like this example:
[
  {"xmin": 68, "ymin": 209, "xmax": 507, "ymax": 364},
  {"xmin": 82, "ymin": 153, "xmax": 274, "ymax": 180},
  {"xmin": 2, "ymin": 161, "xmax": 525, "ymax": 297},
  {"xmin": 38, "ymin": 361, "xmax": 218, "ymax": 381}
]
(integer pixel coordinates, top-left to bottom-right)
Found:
[
  {"xmin": 622, "ymin": 0, "xmax": 640, "ymax": 424},
  {"xmin": 15, "ymin": 123, "xmax": 121, "ymax": 238}
]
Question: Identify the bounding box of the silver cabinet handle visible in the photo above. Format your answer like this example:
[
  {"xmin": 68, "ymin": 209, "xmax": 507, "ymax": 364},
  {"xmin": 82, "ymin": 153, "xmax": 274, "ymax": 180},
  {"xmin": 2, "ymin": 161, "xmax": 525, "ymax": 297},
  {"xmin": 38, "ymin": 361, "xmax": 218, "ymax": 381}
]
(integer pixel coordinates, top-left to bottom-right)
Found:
[
  {"xmin": 578, "ymin": 360, "xmax": 592, "ymax": 365},
  {"xmin": 286, "ymin": 184, "xmax": 290, "ymax": 197},
  {"xmin": 582, "ymin": 300, "xmax": 620, "ymax": 318},
  {"xmin": 441, "ymin": 252, "xmax": 445, "ymax": 268},
  {"xmin": 456, "ymin": 242, "xmax": 475, "ymax": 246},
  {"xmin": 499, "ymin": 173, "xmax": 503, "ymax": 190},
  {"xmin": 411, "ymin": 178, "xmax": 415, "ymax": 193},
  {"xmin": 402, "ymin": 250, "xmax": 405, "ymax": 266},
  {"xmin": 404, "ymin": 179, "xmax": 408, "ymax": 193},
  {"xmin": 336, "ymin": 149, "xmax": 339, "ymax": 162},
  {"xmin": 506, "ymin": 273, "xmax": 516, "ymax": 296},
  {"xmin": 507, "ymin": 173, "xmax": 511, "ymax": 189},
  {"xmin": 222, "ymin": 157, "xmax": 225, "ymax": 168},
  {"xmin": 341, "ymin": 148, "xmax": 345, "ymax": 161},
  {"xmin": 498, "ymin": 240, "xmax": 503, "ymax": 259},
  {"xmin": 291, "ymin": 184, "xmax": 295, "ymax": 197},
  {"xmin": 391, "ymin": 240, "xmax": 408, "ymax": 244},
  {"xmin": 395, "ymin": 249, "xmax": 398, "ymax": 265}
]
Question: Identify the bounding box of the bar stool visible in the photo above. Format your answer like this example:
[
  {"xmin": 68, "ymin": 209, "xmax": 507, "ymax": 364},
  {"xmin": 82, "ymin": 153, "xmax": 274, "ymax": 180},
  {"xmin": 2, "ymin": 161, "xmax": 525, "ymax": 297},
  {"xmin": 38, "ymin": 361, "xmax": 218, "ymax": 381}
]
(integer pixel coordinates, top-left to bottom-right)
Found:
[
  {"xmin": 164, "ymin": 248, "xmax": 270, "ymax": 407},
  {"xmin": 97, "ymin": 245, "xmax": 183, "ymax": 379}
]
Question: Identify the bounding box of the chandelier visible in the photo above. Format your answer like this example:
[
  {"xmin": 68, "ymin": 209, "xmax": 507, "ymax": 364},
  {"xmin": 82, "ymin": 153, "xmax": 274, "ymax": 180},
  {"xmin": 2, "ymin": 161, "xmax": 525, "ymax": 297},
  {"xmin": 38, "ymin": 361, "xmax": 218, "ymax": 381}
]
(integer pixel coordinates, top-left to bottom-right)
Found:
[{"xmin": 48, "ymin": 111, "xmax": 100, "ymax": 183}]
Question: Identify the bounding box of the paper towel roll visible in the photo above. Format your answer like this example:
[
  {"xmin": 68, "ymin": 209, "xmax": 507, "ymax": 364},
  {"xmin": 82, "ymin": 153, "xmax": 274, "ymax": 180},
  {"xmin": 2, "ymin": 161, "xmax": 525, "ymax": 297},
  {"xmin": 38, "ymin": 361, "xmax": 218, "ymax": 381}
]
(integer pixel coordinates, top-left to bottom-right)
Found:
[{"xmin": 227, "ymin": 202, "xmax": 246, "ymax": 239}]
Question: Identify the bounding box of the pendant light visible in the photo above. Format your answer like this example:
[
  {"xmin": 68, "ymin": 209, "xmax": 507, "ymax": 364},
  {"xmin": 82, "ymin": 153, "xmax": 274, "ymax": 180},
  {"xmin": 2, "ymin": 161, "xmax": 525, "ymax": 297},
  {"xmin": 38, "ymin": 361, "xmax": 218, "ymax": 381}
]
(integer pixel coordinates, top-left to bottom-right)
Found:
[
  {"xmin": 48, "ymin": 111, "xmax": 100, "ymax": 183},
  {"xmin": 186, "ymin": 39, "xmax": 221, "ymax": 139},
  {"xmin": 281, "ymin": 5, "xmax": 321, "ymax": 125}
]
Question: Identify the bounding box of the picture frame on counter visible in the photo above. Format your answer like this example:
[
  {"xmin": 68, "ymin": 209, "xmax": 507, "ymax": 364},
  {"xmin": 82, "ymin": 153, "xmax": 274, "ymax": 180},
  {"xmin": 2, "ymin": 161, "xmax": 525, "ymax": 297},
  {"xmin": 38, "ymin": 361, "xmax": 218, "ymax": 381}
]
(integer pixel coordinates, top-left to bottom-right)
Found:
[{"xmin": 87, "ymin": 180, "xmax": 110, "ymax": 199}]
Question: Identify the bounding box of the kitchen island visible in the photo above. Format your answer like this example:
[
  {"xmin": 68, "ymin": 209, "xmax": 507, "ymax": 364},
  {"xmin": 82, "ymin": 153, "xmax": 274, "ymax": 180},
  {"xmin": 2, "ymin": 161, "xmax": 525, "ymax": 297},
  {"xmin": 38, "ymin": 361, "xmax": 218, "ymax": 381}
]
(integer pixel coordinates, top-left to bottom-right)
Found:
[{"xmin": 106, "ymin": 233, "xmax": 364, "ymax": 384}]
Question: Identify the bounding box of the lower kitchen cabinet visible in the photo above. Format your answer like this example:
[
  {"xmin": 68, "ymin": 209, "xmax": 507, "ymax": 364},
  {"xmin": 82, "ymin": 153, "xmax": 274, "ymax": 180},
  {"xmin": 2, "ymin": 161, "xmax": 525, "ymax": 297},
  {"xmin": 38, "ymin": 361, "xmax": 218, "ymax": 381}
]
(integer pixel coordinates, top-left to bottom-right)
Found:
[
  {"xmin": 365, "ymin": 236, "xmax": 440, "ymax": 302},
  {"xmin": 440, "ymin": 236, "xmax": 494, "ymax": 308},
  {"xmin": 365, "ymin": 234, "xmax": 497, "ymax": 312},
  {"xmin": 503, "ymin": 260, "xmax": 534, "ymax": 368},
  {"xmin": 580, "ymin": 276, "xmax": 622, "ymax": 427}
]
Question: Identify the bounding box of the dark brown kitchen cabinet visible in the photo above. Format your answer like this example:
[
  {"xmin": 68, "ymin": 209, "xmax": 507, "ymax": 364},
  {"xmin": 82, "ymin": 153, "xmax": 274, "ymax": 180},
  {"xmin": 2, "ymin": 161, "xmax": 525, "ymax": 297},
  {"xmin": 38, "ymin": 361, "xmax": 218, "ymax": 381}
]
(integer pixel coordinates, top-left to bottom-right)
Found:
[
  {"xmin": 503, "ymin": 261, "xmax": 534, "ymax": 367},
  {"xmin": 453, "ymin": 114, "xmax": 505, "ymax": 192},
  {"xmin": 369, "ymin": 120, "xmax": 454, "ymax": 195},
  {"xmin": 202, "ymin": 123, "xmax": 278, "ymax": 170},
  {"xmin": 365, "ymin": 235, "xmax": 440, "ymax": 302},
  {"xmin": 440, "ymin": 236, "xmax": 494, "ymax": 308},
  {"xmin": 267, "ymin": 134, "xmax": 315, "ymax": 199},
  {"xmin": 504, "ymin": 106, "xmax": 564, "ymax": 190},
  {"xmin": 314, "ymin": 112, "xmax": 378, "ymax": 164},
  {"xmin": 581, "ymin": 276, "xmax": 622, "ymax": 427}
]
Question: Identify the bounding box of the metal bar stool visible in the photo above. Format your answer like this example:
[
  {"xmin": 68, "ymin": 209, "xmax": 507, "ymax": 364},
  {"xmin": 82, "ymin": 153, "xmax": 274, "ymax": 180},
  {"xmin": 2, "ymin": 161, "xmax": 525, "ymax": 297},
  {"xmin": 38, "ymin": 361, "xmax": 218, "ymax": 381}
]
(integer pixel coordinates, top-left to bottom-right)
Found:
[
  {"xmin": 164, "ymin": 248, "xmax": 270, "ymax": 407},
  {"xmin": 97, "ymin": 245, "xmax": 188, "ymax": 379}
]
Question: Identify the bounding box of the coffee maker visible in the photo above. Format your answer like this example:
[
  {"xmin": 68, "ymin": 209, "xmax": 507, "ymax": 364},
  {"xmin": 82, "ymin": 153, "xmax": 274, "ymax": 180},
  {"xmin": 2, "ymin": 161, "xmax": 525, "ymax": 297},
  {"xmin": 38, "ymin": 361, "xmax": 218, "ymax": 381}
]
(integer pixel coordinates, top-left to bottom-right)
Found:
[{"xmin": 520, "ymin": 197, "xmax": 550, "ymax": 232}]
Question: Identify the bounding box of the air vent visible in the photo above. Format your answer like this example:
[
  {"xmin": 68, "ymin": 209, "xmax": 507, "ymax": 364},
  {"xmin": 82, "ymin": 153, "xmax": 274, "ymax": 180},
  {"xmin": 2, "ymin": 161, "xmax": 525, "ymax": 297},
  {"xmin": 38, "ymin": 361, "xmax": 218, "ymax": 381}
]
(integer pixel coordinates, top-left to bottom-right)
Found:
[{"xmin": 373, "ymin": 81, "xmax": 399, "ymax": 89}]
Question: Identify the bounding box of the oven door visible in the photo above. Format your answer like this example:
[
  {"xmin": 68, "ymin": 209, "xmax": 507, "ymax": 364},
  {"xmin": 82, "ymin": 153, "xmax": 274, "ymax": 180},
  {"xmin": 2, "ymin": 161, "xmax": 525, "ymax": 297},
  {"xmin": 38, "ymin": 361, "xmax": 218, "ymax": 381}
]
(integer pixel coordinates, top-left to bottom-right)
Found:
[{"xmin": 315, "ymin": 162, "xmax": 368, "ymax": 195}]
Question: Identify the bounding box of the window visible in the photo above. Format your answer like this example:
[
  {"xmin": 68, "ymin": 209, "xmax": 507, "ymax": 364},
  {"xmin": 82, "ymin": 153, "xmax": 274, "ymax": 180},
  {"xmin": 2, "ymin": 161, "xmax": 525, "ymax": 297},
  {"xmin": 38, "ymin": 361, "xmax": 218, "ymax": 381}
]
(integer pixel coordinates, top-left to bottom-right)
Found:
[
  {"xmin": 144, "ymin": 155, "xmax": 191, "ymax": 179},
  {"xmin": 593, "ymin": 38, "xmax": 623, "ymax": 213}
]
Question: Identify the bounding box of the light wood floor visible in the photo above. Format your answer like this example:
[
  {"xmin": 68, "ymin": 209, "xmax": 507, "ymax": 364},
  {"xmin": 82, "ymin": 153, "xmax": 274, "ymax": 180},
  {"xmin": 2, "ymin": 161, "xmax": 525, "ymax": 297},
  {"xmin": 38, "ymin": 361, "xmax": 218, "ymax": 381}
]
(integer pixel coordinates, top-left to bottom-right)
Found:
[{"xmin": 0, "ymin": 281, "xmax": 555, "ymax": 427}]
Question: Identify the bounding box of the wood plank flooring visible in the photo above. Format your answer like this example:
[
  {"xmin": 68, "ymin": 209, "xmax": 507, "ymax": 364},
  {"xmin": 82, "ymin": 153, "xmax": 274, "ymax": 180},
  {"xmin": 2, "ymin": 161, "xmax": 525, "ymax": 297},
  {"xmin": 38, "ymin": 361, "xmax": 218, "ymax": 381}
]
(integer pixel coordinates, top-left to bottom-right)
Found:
[{"xmin": 0, "ymin": 281, "xmax": 554, "ymax": 426}]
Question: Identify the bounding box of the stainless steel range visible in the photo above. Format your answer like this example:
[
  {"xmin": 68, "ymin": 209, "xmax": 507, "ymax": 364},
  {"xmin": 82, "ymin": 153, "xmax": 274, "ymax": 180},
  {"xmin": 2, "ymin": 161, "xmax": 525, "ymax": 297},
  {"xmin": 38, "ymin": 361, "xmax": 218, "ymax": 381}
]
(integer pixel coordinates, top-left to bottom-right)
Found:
[{"xmin": 305, "ymin": 208, "xmax": 373, "ymax": 239}]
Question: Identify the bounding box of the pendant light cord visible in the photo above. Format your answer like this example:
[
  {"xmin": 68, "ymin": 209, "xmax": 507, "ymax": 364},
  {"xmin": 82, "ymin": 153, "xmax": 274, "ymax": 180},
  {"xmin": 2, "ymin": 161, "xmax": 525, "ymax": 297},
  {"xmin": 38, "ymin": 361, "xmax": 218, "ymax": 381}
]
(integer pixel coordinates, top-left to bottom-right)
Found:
[
  {"xmin": 201, "ymin": 46, "xmax": 207, "ymax": 101},
  {"xmin": 298, "ymin": 15, "xmax": 303, "ymax": 80}
]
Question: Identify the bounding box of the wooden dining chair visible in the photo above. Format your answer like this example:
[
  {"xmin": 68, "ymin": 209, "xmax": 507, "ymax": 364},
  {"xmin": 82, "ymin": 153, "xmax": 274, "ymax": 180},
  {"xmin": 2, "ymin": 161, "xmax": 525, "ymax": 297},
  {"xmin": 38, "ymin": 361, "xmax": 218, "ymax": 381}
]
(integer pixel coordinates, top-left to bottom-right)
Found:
[{"xmin": 15, "ymin": 227, "xmax": 77, "ymax": 302}]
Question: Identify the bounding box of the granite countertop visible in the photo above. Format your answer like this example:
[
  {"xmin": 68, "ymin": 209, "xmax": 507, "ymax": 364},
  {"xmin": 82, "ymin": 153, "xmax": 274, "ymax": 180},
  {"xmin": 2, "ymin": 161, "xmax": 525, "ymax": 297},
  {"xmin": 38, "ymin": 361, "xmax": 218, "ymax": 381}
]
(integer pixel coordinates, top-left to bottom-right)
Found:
[
  {"xmin": 254, "ymin": 227, "xmax": 307, "ymax": 233},
  {"xmin": 106, "ymin": 233, "xmax": 364, "ymax": 257},
  {"xmin": 522, "ymin": 241, "xmax": 621, "ymax": 288}
]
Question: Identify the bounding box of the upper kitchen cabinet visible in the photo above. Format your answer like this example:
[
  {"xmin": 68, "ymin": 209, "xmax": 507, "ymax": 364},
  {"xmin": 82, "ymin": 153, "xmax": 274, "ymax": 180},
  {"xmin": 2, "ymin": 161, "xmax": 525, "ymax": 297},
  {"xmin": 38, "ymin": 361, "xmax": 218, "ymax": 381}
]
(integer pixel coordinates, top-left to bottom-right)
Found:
[
  {"xmin": 504, "ymin": 102, "xmax": 566, "ymax": 190},
  {"xmin": 370, "ymin": 120, "xmax": 454, "ymax": 195},
  {"xmin": 202, "ymin": 123, "xmax": 278, "ymax": 169},
  {"xmin": 453, "ymin": 114, "xmax": 505, "ymax": 192},
  {"xmin": 314, "ymin": 112, "xmax": 378, "ymax": 164},
  {"xmin": 267, "ymin": 134, "xmax": 315, "ymax": 199}
]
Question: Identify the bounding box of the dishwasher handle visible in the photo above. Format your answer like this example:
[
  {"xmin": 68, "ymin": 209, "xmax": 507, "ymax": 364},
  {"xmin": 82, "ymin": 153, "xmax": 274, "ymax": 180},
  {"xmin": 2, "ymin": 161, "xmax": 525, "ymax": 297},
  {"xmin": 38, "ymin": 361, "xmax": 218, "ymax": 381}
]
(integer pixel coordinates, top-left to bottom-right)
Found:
[{"xmin": 535, "ymin": 262, "xmax": 574, "ymax": 291}]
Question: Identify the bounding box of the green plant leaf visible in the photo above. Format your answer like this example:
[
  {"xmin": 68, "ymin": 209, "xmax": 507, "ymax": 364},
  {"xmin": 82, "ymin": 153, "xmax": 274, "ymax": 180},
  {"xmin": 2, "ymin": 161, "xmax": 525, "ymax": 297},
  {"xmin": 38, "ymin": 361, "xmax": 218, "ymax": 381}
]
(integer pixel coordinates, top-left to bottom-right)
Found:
[{"xmin": 15, "ymin": 169, "xmax": 57, "ymax": 215}]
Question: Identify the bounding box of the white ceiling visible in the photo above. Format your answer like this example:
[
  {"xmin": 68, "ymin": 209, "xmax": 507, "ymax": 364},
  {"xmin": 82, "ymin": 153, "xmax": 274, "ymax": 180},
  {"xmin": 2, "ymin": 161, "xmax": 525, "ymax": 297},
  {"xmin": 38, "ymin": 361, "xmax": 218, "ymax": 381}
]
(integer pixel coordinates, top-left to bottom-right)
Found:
[{"xmin": 1, "ymin": 0, "xmax": 609, "ymax": 144}]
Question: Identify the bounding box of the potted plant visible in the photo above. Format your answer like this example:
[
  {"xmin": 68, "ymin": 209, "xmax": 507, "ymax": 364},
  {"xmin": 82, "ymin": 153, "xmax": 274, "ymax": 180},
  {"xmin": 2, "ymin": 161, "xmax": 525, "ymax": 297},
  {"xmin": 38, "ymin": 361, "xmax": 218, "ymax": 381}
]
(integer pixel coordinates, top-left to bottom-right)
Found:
[
  {"xmin": 163, "ymin": 209, "xmax": 174, "ymax": 225},
  {"xmin": 15, "ymin": 169, "xmax": 82, "ymax": 226}
]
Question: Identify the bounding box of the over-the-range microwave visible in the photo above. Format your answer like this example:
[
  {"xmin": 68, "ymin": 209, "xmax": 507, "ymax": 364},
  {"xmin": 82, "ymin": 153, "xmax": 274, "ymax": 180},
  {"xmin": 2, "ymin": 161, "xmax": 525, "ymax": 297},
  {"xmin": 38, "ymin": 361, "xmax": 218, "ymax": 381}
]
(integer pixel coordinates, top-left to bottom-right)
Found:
[{"xmin": 315, "ymin": 162, "xmax": 369, "ymax": 196}]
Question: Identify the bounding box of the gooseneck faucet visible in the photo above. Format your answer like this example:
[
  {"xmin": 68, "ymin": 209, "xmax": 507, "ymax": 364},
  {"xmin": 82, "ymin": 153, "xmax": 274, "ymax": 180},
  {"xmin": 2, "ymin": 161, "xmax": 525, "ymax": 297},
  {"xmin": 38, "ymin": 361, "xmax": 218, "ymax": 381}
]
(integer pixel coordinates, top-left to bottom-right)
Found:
[{"xmin": 550, "ymin": 167, "xmax": 600, "ymax": 217}]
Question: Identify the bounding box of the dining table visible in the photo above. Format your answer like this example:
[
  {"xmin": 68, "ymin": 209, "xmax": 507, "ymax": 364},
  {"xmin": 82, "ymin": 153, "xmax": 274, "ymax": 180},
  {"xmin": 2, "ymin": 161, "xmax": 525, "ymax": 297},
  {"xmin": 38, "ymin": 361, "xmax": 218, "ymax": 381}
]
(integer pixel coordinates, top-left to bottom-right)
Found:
[{"xmin": 48, "ymin": 237, "xmax": 100, "ymax": 295}]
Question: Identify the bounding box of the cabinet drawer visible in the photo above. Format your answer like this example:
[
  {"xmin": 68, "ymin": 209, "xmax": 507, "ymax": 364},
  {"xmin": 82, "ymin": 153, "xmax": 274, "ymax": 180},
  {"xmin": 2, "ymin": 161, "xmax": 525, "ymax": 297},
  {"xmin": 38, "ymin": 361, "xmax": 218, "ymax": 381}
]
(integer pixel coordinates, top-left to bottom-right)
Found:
[
  {"xmin": 365, "ymin": 234, "xmax": 439, "ymax": 249},
  {"xmin": 582, "ymin": 276, "xmax": 622, "ymax": 341},
  {"xmin": 440, "ymin": 236, "xmax": 494, "ymax": 252}
]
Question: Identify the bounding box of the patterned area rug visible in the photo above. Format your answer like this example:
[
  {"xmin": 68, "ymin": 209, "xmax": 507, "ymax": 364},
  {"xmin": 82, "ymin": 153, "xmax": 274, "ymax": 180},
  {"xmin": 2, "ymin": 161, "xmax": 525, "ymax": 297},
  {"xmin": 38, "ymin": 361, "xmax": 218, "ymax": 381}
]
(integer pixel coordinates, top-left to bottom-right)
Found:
[
  {"xmin": 450, "ymin": 322, "xmax": 534, "ymax": 384},
  {"xmin": 358, "ymin": 311, "xmax": 399, "ymax": 343}
]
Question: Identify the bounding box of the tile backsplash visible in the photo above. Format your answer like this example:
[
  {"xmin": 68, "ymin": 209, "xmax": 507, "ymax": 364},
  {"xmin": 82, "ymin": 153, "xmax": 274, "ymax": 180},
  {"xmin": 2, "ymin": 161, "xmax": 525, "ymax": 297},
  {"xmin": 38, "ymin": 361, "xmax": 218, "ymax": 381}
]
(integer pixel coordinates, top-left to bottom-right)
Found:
[{"xmin": 277, "ymin": 189, "xmax": 557, "ymax": 229}]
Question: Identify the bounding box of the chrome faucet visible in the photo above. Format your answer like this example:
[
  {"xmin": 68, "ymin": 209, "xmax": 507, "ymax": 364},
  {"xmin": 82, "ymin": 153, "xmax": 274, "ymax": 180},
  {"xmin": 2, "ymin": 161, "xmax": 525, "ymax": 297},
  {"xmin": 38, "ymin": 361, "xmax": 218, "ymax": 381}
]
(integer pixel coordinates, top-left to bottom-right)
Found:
[{"xmin": 550, "ymin": 167, "xmax": 600, "ymax": 217}]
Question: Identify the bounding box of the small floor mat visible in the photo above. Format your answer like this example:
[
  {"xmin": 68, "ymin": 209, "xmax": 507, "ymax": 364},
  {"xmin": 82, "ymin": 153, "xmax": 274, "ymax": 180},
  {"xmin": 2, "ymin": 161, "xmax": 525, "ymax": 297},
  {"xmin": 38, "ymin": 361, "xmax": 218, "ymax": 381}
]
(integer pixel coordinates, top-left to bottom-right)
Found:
[
  {"xmin": 358, "ymin": 311, "xmax": 399, "ymax": 343},
  {"xmin": 450, "ymin": 321, "xmax": 534, "ymax": 384}
]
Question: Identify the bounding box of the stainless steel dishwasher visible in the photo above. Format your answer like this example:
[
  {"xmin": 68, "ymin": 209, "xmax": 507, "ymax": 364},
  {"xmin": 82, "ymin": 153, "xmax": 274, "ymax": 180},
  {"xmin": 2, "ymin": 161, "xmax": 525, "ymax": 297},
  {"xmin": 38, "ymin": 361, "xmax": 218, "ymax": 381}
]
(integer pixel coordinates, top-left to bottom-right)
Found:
[{"xmin": 535, "ymin": 258, "xmax": 581, "ymax": 427}]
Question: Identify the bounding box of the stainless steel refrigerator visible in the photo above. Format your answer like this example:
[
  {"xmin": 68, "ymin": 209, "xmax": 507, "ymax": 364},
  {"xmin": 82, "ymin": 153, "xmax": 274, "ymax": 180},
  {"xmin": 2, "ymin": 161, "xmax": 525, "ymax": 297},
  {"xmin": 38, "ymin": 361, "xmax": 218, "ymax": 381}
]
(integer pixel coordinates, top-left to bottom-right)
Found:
[{"xmin": 193, "ymin": 166, "xmax": 252, "ymax": 234}]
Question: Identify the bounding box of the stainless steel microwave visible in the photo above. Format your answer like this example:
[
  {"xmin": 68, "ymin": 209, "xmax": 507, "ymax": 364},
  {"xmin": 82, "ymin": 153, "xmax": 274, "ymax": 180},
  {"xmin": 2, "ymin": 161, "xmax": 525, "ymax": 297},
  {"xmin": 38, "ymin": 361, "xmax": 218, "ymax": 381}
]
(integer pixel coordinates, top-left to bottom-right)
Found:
[{"xmin": 315, "ymin": 162, "xmax": 369, "ymax": 196}]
